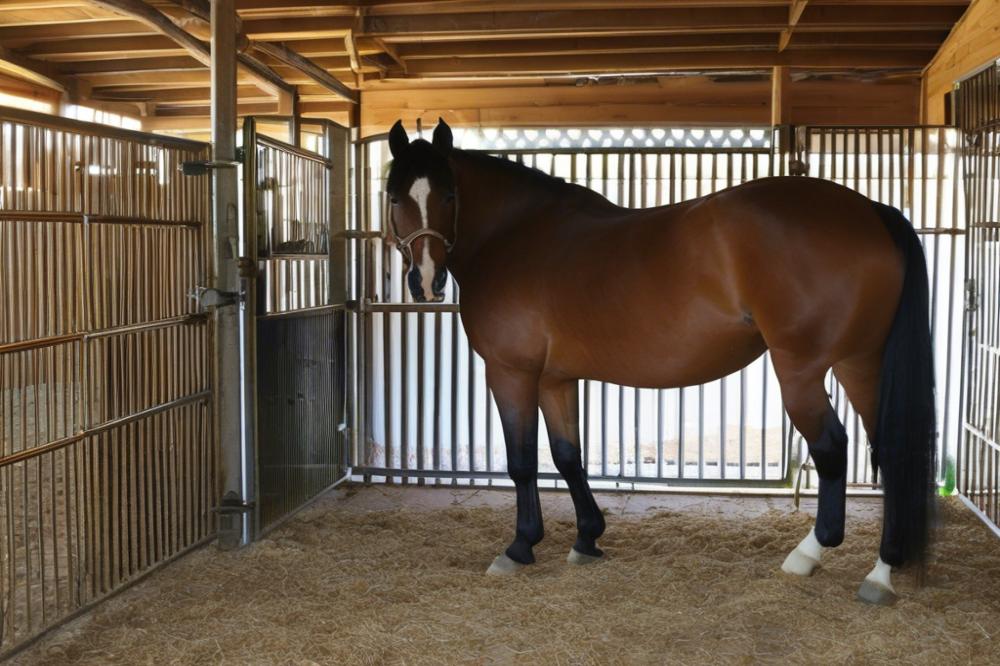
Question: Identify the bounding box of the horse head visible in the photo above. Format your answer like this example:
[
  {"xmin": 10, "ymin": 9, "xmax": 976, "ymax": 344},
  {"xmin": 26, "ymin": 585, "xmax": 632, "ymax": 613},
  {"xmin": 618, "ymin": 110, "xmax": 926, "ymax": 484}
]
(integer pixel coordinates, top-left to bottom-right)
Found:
[{"xmin": 385, "ymin": 118, "xmax": 456, "ymax": 303}]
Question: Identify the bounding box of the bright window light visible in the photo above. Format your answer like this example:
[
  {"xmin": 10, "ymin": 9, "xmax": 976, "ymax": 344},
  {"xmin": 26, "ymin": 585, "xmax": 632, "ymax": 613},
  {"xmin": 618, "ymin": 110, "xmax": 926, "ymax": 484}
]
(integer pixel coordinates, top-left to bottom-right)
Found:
[
  {"xmin": 63, "ymin": 104, "xmax": 141, "ymax": 131},
  {"xmin": 0, "ymin": 91, "xmax": 53, "ymax": 114}
]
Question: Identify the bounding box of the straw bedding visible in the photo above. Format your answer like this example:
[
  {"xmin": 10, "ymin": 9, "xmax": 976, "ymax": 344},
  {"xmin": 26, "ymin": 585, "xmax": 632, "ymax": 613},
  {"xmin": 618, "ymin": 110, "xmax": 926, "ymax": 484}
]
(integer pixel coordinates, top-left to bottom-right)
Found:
[{"xmin": 11, "ymin": 487, "xmax": 1000, "ymax": 665}]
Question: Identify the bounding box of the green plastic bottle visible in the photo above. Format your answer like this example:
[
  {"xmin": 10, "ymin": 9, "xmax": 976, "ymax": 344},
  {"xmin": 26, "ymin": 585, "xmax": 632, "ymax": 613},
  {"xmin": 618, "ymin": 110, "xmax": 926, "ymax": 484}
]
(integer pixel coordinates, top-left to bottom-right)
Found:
[{"xmin": 939, "ymin": 456, "xmax": 956, "ymax": 497}]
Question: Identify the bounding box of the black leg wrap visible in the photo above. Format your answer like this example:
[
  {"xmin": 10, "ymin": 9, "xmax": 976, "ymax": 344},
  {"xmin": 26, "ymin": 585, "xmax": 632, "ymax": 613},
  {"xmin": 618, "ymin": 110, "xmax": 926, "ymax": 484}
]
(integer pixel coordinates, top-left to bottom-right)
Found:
[
  {"xmin": 808, "ymin": 409, "xmax": 848, "ymax": 548},
  {"xmin": 551, "ymin": 439, "xmax": 605, "ymax": 557},
  {"xmin": 506, "ymin": 445, "xmax": 543, "ymax": 565}
]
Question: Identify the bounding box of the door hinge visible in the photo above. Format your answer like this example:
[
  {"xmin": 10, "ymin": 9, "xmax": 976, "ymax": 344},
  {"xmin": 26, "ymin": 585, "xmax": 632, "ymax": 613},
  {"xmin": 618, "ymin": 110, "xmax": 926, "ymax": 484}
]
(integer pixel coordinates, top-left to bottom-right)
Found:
[{"xmin": 966, "ymin": 278, "xmax": 978, "ymax": 312}]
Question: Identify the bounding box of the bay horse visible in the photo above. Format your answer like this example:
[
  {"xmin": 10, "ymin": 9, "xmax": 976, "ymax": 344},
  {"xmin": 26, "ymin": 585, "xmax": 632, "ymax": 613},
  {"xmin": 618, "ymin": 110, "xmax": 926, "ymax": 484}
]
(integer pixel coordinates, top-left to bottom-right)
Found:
[{"xmin": 384, "ymin": 119, "xmax": 936, "ymax": 605}]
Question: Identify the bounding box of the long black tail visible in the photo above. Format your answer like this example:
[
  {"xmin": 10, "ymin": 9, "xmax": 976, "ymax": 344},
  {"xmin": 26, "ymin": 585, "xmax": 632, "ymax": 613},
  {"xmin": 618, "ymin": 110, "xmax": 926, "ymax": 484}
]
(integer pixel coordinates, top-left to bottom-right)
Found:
[{"xmin": 872, "ymin": 202, "xmax": 937, "ymax": 569}]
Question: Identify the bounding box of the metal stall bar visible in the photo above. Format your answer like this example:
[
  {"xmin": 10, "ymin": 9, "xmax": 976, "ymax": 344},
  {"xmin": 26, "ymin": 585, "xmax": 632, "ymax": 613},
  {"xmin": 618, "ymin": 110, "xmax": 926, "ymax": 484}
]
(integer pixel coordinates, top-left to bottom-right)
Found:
[
  {"xmin": 957, "ymin": 61, "xmax": 1000, "ymax": 535},
  {"xmin": 798, "ymin": 125, "xmax": 966, "ymax": 491},
  {"xmin": 0, "ymin": 108, "xmax": 214, "ymax": 657}
]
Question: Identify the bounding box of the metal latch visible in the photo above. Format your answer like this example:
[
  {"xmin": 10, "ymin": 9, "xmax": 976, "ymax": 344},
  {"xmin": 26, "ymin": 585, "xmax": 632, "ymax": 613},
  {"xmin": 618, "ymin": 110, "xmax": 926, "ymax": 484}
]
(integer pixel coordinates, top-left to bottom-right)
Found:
[
  {"xmin": 966, "ymin": 278, "xmax": 978, "ymax": 312},
  {"xmin": 180, "ymin": 159, "xmax": 242, "ymax": 177},
  {"xmin": 189, "ymin": 286, "xmax": 241, "ymax": 310}
]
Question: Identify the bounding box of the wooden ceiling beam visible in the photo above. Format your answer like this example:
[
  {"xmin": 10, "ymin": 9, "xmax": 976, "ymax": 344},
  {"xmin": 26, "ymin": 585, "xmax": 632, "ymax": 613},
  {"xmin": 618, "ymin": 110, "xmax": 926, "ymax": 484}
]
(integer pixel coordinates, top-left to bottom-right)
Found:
[
  {"xmin": 395, "ymin": 34, "xmax": 781, "ymax": 59},
  {"xmin": 779, "ymin": 0, "xmax": 809, "ymax": 51},
  {"xmin": 363, "ymin": 6, "xmax": 965, "ymax": 41},
  {"xmin": 403, "ymin": 49, "xmax": 936, "ymax": 77},
  {"xmin": 0, "ymin": 43, "xmax": 71, "ymax": 92},
  {"xmin": 391, "ymin": 30, "xmax": 954, "ymax": 59},
  {"xmin": 86, "ymin": 0, "xmax": 292, "ymax": 97},
  {"xmin": 231, "ymin": 0, "xmax": 970, "ymax": 15},
  {"xmin": 251, "ymin": 41, "xmax": 360, "ymax": 102}
]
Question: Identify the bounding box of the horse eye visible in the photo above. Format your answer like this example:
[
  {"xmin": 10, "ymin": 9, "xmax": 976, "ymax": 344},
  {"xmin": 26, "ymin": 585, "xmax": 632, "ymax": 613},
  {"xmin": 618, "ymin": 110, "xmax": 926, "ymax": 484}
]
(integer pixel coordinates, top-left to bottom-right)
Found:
[
  {"xmin": 444, "ymin": 193, "xmax": 455, "ymax": 203},
  {"xmin": 390, "ymin": 197, "xmax": 399, "ymax": 205}
]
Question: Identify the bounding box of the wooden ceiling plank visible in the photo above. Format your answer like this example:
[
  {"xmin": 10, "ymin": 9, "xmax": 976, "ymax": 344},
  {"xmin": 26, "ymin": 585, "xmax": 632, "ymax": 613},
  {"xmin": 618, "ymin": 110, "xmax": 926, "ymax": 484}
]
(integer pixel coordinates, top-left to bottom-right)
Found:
[
  {"xmin": 90, "ymin": 83, "xmax": 262, "ymax": 102},
  {"xmin": 58, "ymin": 55, "xmax": 204, "ymax": 74},
  {"xmin": 21, "ymin": 35, "xmax": 184, "ymax": 60},
  {"xmin": 241, "ymin": 16, "xmax": 354, "ymax": 40},
  {"xmin": 0, "ymin": 19, "xmax": 152, "ymax": 44}
]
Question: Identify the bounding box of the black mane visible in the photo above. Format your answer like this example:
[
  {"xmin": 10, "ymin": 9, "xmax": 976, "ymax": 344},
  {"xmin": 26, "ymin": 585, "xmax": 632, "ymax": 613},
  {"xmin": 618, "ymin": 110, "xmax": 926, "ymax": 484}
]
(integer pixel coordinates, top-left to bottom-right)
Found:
[{"xmin": 453, "ymin": 149, "xmax": 567, "ymax": 190}]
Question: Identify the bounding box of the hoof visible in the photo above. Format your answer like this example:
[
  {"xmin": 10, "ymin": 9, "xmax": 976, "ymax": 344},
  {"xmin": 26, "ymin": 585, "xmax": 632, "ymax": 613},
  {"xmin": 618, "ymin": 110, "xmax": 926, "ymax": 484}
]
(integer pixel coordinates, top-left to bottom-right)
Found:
[
  {"xmin": 567, "ymin": 547, "xmax": 604, "ymax": 565},
  {"xmin": 486, "ymin": 553, "xmax": 525, "ymax": 576},
  {"xmin": 857, "ymin": 580, "xmax": 898, "ymax": 606},
  {"xmin": 781, "ymin": 548, "xmax": 820, "ymax": 577}
]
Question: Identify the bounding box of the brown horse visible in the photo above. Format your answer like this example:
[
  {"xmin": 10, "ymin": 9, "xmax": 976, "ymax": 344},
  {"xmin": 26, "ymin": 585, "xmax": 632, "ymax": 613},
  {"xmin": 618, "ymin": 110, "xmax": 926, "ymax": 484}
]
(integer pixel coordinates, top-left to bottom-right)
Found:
[{"xmin": 384, "ymin": 120, "xmax": 936, "ymax": 604}]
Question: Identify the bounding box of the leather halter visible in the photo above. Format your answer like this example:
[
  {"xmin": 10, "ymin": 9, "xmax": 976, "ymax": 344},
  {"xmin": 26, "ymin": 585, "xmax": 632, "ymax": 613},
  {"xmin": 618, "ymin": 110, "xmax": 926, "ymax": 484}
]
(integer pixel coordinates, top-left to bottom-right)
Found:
[{"xmin": 385, "ymin": 189, "xmax": 458, "ymax": 260}]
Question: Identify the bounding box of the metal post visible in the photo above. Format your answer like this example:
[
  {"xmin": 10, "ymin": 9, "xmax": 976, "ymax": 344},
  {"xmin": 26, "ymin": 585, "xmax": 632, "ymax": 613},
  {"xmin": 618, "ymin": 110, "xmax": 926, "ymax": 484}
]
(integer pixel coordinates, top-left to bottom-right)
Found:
[{"xmin": 211, "ymin": 0, "xmax": 254, "ymax": 548}]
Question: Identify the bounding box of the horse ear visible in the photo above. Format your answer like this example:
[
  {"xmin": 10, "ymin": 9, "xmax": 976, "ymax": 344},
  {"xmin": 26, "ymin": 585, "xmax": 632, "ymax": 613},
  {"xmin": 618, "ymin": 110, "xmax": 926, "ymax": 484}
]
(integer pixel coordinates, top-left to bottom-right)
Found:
[
  {"xmin": 388, "ymin": 120, "xmax": 409, "ymax": 158},
  {"xmin": 432, "ymin": 118, "xmax": 453, "ymax": 154}
]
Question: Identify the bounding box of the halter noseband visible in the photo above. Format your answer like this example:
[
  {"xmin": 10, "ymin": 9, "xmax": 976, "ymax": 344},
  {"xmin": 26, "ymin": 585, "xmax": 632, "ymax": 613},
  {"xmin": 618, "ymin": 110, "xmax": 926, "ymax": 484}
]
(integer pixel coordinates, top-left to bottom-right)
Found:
[{"xmin": 385, "ymin": 189, "xmax": 459, "ymax": 259}]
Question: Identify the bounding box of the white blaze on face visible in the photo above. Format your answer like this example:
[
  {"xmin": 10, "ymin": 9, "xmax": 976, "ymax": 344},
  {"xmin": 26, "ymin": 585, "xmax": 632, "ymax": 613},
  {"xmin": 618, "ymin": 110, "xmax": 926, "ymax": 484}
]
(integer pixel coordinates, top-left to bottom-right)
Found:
[
  {"xmin": 408, "ymin": 177, "xmax": 437, "ymax": 298},
  {"xmin": 418, "ymin": 242, "xmax": 436, "ymax": 299},
  {"xmin": 409, "ymin": 177, "xmax": 431, "ymax": 228}
]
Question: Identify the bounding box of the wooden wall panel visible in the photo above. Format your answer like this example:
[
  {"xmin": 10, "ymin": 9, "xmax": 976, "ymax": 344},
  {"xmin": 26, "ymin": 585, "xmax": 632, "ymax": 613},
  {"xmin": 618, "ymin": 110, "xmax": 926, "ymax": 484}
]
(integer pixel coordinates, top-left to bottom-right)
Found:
[{"xmin": 922, "ymin": 0, "xmax": 999, "ymax": 124}]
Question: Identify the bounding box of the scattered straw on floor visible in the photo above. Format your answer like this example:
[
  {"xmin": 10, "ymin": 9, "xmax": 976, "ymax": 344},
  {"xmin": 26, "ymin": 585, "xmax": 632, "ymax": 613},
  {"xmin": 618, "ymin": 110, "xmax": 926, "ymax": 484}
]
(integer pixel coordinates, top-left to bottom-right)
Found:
[{"xmin": 11, "ymin": 488, "xmax": 1000, "ymax": 665}]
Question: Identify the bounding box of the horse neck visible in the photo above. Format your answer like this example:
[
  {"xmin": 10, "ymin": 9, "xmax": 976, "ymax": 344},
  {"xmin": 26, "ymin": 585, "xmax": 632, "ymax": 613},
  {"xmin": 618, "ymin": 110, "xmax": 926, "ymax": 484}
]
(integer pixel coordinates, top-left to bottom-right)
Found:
[{"xmin": 446, "ymin": 150, "xmax": 557, "ymax": 281}]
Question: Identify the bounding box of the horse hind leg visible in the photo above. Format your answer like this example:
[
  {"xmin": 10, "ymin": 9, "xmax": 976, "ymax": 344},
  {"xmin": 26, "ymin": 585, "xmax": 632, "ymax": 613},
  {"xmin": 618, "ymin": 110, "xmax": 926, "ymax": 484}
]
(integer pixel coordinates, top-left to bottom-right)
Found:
[
  {"xmin": 539, "ymin": 379, "xmax": 606, "ymax": 564},
  {"xmin": 770, "ymin": 354, "xmax": 849, "ymax": 578},
  {"xmin": 835, "ymin": 355, "xmax": 899, "ymax": 605}
]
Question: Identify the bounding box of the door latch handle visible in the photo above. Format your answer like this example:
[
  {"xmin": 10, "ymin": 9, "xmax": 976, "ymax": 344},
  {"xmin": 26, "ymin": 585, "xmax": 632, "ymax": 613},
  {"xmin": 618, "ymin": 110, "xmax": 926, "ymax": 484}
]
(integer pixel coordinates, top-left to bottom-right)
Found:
[{"xmin": 189, "ymin": 286, "xmax": 241, "ymax": 310}]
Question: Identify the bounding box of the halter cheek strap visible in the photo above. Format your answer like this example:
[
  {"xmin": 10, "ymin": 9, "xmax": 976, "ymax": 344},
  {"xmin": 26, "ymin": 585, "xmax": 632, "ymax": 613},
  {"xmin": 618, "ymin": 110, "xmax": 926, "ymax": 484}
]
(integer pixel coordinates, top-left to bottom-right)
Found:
[{"xmin": 385, "ymin": 190, "xmax": 459, "ymax": 258}]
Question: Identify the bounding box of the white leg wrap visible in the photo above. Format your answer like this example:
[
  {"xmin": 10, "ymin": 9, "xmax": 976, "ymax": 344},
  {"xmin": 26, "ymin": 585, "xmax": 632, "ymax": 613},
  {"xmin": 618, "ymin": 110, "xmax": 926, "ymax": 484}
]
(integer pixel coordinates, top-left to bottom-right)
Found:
[
  {"xmin": 864, "ymin": 558, "xmax": 895, "ymax": 593},
  {"xmin": 781, "ymin": 528, "xmax": 825, "ymax": 576}
]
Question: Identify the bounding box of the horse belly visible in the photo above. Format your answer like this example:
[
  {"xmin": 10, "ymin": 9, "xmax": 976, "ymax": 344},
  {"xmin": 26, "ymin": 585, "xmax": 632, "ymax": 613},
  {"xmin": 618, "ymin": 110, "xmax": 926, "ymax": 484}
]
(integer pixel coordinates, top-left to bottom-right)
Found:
[{"xmin": 547, "ymin": 324, "xmax": 767, "ymax": 389}]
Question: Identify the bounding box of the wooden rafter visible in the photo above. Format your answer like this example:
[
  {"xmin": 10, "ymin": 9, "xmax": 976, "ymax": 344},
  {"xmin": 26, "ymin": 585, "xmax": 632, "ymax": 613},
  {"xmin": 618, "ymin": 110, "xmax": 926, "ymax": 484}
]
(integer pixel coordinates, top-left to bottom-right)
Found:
[
  {"xmin": 251, "ymin": 41, "xmax": 359, "ymax": 103},
  {"xmin": 87, "ymin": 0, "xmax": 292, "ymax": 96},
  {"xmin": 779, "ymin": 0, "xmax": 810, "ymax": 51},
  {"xmin": 0, "ymin": 43, "xmax": 70, "ymax": 92}
]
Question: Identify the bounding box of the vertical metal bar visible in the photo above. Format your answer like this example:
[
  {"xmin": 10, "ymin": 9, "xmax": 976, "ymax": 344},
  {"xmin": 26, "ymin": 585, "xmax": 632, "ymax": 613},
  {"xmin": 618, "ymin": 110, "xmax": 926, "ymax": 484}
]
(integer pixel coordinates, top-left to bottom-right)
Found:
[{"xmin": 211, "ymin": 0, "xmax": 252, "ymax": 546}]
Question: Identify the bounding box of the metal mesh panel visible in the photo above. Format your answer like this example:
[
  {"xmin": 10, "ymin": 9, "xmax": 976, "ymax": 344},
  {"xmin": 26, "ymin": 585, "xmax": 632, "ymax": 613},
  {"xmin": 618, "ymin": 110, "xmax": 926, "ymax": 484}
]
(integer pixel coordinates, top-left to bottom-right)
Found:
[{"xmin": 0, "ymin": 108, "xmax": 214, "ymax": 656}]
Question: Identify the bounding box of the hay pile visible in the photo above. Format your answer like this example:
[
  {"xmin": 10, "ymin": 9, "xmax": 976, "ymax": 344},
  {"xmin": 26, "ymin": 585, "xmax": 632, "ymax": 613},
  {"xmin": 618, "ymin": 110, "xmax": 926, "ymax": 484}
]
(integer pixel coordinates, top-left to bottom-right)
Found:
[{"xmin": 11, "ymin": 487, "xmax": 1000, "ymax": 665}]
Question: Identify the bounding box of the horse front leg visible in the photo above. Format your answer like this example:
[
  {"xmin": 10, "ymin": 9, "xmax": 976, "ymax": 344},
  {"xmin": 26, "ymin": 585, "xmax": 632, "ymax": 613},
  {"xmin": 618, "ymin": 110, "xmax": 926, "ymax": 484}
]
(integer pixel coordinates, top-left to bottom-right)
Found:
[
  {"xmin": 485, "ymin": 364, "xmax": 543, "ymax": 575},
  {"xmin": 539, "ymin": 378, "xmax": 605, "ymax": 564}
]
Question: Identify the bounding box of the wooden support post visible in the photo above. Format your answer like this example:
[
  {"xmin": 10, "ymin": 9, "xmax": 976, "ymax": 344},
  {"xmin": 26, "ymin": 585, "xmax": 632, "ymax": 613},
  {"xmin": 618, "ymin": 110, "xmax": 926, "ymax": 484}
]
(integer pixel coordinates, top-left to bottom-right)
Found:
[{"xmin": 771, "ymin": 65, "xmax": 791, "ymax": 126}]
